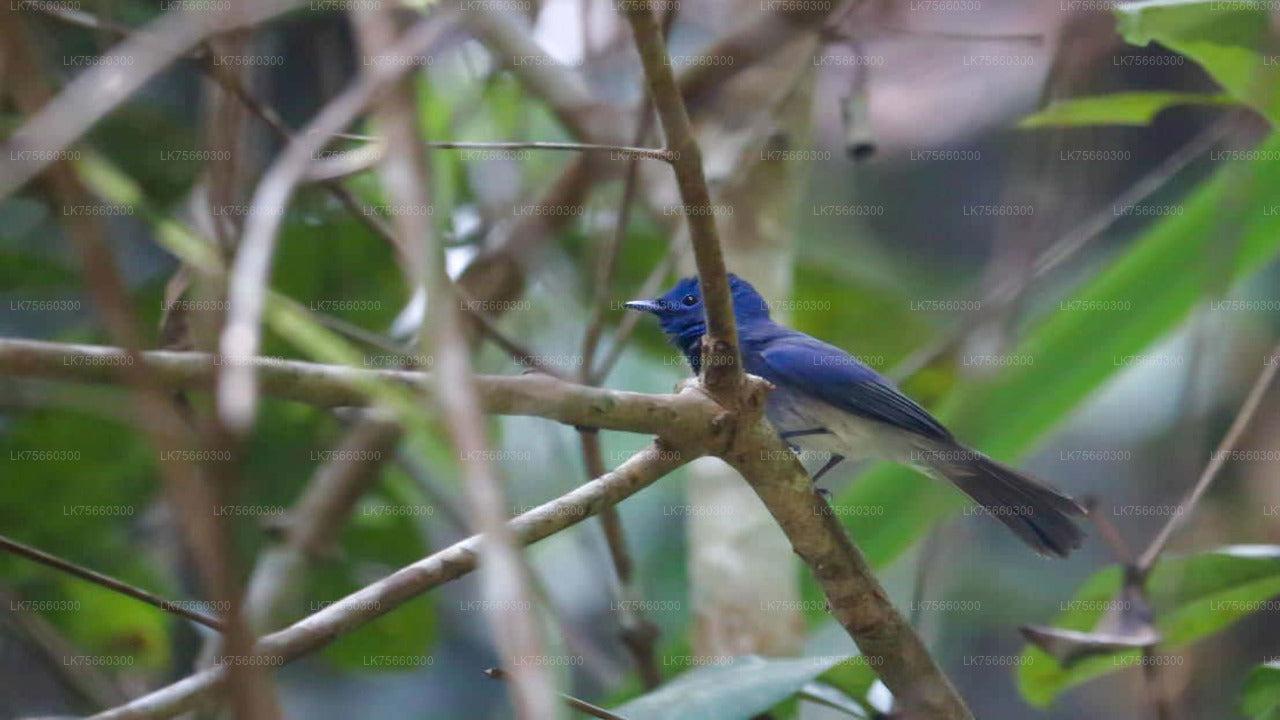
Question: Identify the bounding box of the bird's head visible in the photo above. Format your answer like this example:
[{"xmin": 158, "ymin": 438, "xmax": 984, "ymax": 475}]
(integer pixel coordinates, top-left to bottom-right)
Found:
[{"xmin": 625, "ymin": 274, "xmax": 770, "ymax": 367}]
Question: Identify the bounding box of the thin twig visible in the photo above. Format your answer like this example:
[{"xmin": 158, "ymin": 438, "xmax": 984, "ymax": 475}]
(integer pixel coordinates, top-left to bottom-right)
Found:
[
  {"xmin": 580, "ymin": 103, "xmax": 658, "ymax": 377},
  {"xmin": 1081, "ymin": 497, "xmax": 1135, "ymax": 565},
  {"xmin": 0, "ymin": 534, "xmax": 226, "ymax": 632},
  {"xmin": 308, "ymin": 140, "xmax": 678, "ymax": 181},
  {"xmin": 890, "ymin": 120, "xmax": 1233, "ymax": 381},
  {"xmin": 1137, "ymin": 340, "xmax": 1280, "ymax": 574},
  {"xmin": 484, "ymin": 668, "xmax": 628, "ymax": 720},
  {"xmin": 452, "ymin": 284, "xmax": 573, "ymax": 380}
]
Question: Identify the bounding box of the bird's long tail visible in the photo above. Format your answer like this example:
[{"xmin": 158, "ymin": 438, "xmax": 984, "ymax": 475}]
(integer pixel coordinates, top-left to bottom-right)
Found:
[{"xmin": 922, "ymin": 443, "xmax": 1086, "ymax": 557}]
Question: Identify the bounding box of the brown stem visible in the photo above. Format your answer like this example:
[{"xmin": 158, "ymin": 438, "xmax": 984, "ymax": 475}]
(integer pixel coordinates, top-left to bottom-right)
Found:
[
  {"xmin": 727, "ymin": 406, "xmax": 974, "ymax": 720},
  {"xmin": 89, "ymin": 444, "xmax": 689, "ymax": 720},
  {"xmin": 622, "ymin": 3, "xmax": 741, "ymax": 399},
  {"xmin": 0, "ymin": 535, "xmax": 225, "ymax": 632},
  {"xmin": 578, "ymin": 430, "xmax": 663, "ymax": 690},
  {"xmin": 1136, "ymin": 339, "xmax": 1280, "ymax": 574},
  {"xmin": 0, "ymin": 338, "xmax": 725, "ymax": 438}
]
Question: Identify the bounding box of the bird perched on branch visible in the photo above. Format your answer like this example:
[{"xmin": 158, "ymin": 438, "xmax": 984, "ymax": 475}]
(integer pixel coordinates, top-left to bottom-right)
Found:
[{"xmin": 626, "ymin": 274, "xmax": 1086, "ymax": 557}]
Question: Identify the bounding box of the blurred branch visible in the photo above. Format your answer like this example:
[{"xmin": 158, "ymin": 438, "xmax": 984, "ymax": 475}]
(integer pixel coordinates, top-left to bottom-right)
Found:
[
  {"xmin": 461, "ymin": 6, "xmax": 620, "ymax": 143},
  {"xmin": 0, "ymin": 339, "xmax": 724, "ymax": 437},
  {"xmin": 88, "ymin": 443, "xmax": 690, "ymax": 720},
  {"xmin": 1136, "ymin": 338, "xmax": 1280, "ymax": 575},
  {"xmin": 578, "ymin": 429, "xmax": 662, "ymax": 689},
  {"xmin": 216, "ymin": 12, "xmax": 453, "ymax": 433},
  {"xmin": 0, "ymin": 534, "xmax": 225, "ymax": 632},
  {"xmin": 1, "ymin": 587, "xmax": 129, "ymax": 709},
  {"xmin": 0, "ymin": 0, "xmax": 303, "ymax": 197},
  {"xmin": 591, "ymin": 238, "xmax": 682, "ymax": 384},
  {"xmin": 353, "ymin": 5, "xmax": 555, "ymax": 717},
  {"xmin": 0, "ymin": 14, "xmax": 272, "ymax": 717},
  {"xmin": 242, "ymin": 415, "xmax": 403, "ymax": 632}
]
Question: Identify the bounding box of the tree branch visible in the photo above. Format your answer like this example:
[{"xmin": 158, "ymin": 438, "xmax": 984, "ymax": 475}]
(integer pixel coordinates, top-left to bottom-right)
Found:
[
  {"xmin": 306, "ymin": 140, "xmax": 677, "ymax": 181},
  {"xmin": 0, "ymin": 534, "xmax": 225, "ymax": 632},
  {"xmin": 623, "ymin": 4, "xmax": 741, "ymax": 398},
  {"xmin": 0, "ymin": 0, "xmax": 303, "ymax": 197},
  {"xmin": 1136, "ymin": 338, "xmax": 1280, "ymax": 574},
  {"xmin": 89, "ymin": 444, "xmax": 690, "ymax": 720},
  {"xmin": 723, "ymin": 395, "xmax": 974, "ymax": 720},
  {"xmin": 0, "ymin": 339, "xmax": 724, "ymax": 438}
]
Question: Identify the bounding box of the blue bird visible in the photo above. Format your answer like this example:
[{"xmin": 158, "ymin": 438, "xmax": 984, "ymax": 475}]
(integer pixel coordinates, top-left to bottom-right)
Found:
[{"xmin": 626, "ymin": 274, "xmax": 1086, "ymax": 557}]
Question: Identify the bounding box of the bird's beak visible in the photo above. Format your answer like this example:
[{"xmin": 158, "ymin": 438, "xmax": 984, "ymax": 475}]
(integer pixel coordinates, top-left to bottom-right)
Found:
[{"xmin": 624, "ymin": 300, "xmax": 661, "ymax": 313}]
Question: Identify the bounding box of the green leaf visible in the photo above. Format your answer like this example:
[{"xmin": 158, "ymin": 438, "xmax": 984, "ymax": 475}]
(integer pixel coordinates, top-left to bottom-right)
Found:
[
  {"xmin": 833, "ymin": 130, "xmax": 1280, "ymax": 572},
  {"xmin": 1019, "ymin": 92, "xmax": 1239, "ymax": 129},
  {"xmin": 612, "ymin": 655, "xmax": 847, "ymax": 720},
  {"xmin": 1017, "ymin": 546, "xmax": 1280, "ymax": 706},
  {"xmin": 1243, "ymin": 661, "xmax": 1280, "ymax": 720},
  {"xmin": 1115, "ymin": 0, "xmax": 1280, "ymax": 124}
]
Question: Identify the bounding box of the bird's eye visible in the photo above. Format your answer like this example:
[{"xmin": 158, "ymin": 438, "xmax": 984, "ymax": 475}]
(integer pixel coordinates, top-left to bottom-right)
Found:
[{"xmin": 681, "ymin": 294, "xmax": 698, "ymax": 307}]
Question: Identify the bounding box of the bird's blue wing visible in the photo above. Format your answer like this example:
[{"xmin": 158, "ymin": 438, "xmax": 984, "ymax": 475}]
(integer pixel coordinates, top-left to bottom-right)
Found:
[{"xmin": 751, "ymin": 335, "xmax": 952, "ymax": 442}]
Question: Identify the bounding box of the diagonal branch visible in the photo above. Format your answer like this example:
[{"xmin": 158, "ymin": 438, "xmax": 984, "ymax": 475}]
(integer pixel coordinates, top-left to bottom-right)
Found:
[
  {"xmin": 88, "ymin": 444, "xmax": 690, "ymax": 720},
  {"xmin": 0, "ymin": 0, "xmax": 304, "ymax": 197},
  {"xmin": 0, "ymin": 534, "xmax": 225, "ymax": 632},
  {"xmin": 1136, "ymin": 338, "xmax": 1280, "ymax": 574},
  {"xmin": 723, "ymin": 388, "xmax": 974, "ymax": 720}
]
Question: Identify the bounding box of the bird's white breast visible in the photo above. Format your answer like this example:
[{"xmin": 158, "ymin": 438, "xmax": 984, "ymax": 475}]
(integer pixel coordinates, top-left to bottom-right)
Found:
[{"xmin": 766, "ymin": 388, "xmax": 927, "ymax": 466}]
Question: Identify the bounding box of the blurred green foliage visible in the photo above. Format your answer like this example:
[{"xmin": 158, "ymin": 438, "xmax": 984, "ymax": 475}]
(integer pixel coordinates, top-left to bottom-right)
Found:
[{"xmin": 1018, "ymin": 546, "xmax": 1280, "ymax": 706}]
